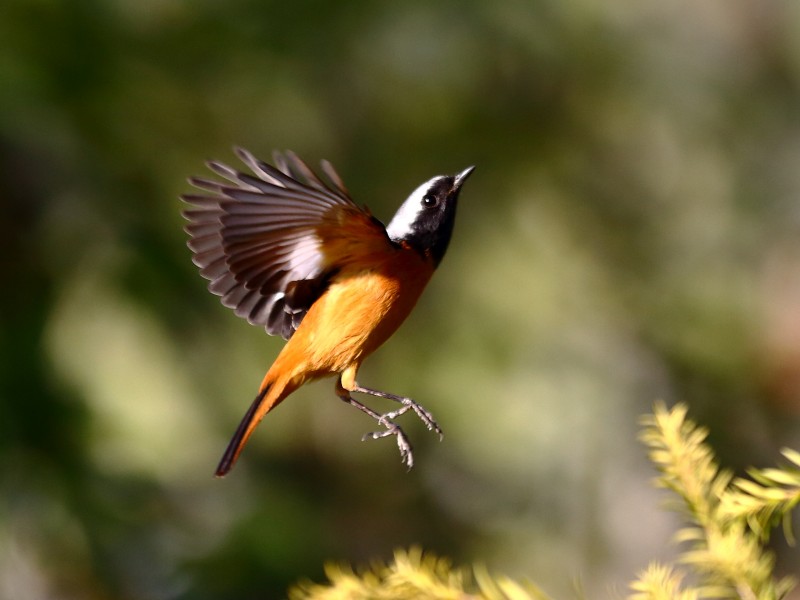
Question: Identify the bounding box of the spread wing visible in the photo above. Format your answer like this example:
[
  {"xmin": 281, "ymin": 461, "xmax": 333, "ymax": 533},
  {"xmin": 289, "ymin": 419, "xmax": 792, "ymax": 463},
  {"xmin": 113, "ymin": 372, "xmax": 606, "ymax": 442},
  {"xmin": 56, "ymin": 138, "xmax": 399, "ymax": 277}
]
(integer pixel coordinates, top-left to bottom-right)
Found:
[{"xmin": 181, "ymin": 147, "xmax": 393, "ymax": 340}]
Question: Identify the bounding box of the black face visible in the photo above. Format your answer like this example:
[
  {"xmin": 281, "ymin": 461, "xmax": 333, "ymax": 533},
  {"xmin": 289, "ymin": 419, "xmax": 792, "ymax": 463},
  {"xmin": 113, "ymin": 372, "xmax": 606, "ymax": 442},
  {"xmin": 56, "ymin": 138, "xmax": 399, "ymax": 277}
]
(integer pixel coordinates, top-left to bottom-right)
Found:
[
  {"xmin": 406, "ymin": 176, "xmax": 461, "ymax": 266},
  {"xmin": 387, "ymin": 167, "xmax": 474, "ymax": 266}
]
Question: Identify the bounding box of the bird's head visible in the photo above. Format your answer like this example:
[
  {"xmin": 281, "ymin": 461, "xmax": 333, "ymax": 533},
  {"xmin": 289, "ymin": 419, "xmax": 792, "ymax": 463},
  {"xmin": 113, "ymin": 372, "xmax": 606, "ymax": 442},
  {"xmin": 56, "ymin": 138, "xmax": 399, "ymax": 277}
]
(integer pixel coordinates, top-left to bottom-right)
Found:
[{"xmin": 386, "ymin": 166, "xmax": 475, "ymax": 266}]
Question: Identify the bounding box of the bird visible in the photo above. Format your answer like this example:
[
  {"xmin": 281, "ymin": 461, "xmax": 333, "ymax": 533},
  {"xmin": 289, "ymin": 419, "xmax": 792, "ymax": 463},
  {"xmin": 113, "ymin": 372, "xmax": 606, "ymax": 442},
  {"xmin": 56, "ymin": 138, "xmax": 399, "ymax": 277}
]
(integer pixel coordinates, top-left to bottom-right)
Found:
[{"xmin": 181, "ymin": 147, "xmax": 474, "ymax": 476}]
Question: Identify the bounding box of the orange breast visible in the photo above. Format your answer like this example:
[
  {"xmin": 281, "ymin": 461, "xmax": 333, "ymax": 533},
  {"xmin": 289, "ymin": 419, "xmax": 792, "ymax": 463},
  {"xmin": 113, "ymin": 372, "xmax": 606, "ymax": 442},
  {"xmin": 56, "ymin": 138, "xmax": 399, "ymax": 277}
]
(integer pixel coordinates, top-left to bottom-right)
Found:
[{"xmin": 268, "ymin": 247, "xmax": 435, "ymax": 385}]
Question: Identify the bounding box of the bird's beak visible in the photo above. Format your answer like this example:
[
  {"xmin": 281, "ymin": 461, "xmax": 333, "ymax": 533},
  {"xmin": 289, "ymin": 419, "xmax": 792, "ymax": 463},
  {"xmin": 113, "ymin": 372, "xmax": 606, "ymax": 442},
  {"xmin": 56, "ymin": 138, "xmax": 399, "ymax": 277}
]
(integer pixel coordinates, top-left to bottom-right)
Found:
[{"xmin": 453, "ymin": 166, "xmax": 476, "ymax": 190}]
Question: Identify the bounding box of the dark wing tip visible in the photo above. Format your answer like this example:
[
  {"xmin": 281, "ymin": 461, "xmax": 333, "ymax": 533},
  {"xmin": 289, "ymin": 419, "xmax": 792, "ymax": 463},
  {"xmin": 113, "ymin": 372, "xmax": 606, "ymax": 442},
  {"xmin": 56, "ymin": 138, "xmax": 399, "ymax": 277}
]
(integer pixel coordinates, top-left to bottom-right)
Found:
[
  {"xmin": 233, "ymin": 146, "xmax": 255, "ymax": 165},
  {"xmin": 319, "ymin": 159, "xmax": 350, "ymax": 198}
]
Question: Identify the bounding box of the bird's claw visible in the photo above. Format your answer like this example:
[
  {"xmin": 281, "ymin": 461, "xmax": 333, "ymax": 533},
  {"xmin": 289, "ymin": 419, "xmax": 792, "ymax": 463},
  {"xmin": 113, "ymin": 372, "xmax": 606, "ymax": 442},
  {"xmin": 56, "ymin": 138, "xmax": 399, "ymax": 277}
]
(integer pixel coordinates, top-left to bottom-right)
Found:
[
  {"xmin": 405, "ymin": 400, "xmax": 443, "ymax": 439},
  {"xmin": 379, "ymin": 400, "xmax": 443, "ymax": 437},
  {"xmin": 362, "ymin": 420, "xmax": 414, "ymax": 469}
]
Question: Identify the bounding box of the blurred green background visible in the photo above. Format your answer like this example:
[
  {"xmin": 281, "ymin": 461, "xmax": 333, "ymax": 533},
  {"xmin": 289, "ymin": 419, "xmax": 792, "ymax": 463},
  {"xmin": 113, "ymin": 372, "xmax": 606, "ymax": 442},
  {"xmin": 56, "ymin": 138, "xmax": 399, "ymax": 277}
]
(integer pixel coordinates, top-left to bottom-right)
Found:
[{"xmin": 2, "ymin": 0, "xmax": 800, "ymax": 598}]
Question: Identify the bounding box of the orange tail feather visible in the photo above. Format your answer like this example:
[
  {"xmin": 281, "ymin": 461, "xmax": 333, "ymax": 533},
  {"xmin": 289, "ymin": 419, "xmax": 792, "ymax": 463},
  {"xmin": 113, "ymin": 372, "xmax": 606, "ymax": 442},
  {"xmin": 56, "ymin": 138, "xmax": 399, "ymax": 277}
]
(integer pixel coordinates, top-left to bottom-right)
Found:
[{"xmin": 215, "ymin": 377, "xmax": 287, "ymax": 477}]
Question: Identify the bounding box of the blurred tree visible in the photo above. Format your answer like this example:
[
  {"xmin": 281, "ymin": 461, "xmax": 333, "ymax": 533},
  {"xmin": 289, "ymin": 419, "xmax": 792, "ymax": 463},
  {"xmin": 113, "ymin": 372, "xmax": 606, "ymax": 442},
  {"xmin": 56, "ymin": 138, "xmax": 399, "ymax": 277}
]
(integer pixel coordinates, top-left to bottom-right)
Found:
[{"xmin": 1, "ymin": 0, "xmax": 798, "ymax": 598}]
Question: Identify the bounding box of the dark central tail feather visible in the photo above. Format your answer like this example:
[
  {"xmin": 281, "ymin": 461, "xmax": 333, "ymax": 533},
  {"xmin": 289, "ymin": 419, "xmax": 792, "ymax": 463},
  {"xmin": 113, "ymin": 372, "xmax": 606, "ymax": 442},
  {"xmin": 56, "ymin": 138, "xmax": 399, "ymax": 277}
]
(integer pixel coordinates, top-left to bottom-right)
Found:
[{"xmin": 215, "ymin": 383, "xmax": 272, "ymax": 477}]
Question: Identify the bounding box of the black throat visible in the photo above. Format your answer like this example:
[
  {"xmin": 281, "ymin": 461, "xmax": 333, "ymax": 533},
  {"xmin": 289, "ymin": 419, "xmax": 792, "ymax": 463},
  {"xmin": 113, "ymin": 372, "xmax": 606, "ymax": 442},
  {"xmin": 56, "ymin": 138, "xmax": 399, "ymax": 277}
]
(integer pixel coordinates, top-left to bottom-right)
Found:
[{"xmin": 400, "ymin": 176, "xmax": 459, "ymax": 266}]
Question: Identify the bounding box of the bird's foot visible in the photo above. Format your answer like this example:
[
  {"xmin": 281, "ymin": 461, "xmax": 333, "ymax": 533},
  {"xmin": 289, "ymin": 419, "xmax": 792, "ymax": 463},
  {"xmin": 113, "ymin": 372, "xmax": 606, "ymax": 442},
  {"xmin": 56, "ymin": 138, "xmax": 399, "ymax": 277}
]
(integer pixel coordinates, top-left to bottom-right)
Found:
[
  {"xmin": 362, "ymin": 420, "xmax": 414, "ymax": 469},
  {"xmin": 338, "ymin": 383, "xmax": 444, "ymax": 468},
  {"xmin": 352, "ymin": 385, "xmax": 444, "ymax": 440}
]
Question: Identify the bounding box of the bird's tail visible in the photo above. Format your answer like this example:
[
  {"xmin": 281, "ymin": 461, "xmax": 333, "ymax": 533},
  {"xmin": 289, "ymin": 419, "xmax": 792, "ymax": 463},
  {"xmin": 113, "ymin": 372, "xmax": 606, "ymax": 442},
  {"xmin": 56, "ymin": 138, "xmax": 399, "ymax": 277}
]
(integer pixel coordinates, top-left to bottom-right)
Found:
[{"xmin": 215, "ymin": 374, "xmax": 292, "ymax": 477}]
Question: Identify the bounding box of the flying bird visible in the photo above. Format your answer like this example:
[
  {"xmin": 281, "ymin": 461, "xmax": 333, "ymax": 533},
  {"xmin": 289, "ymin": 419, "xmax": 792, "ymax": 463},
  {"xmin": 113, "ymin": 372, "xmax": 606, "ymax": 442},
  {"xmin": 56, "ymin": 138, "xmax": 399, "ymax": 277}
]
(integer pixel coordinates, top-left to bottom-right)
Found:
[{"xmin": 182, "ymin": 148, "xmax": 473, "ymax": 476}]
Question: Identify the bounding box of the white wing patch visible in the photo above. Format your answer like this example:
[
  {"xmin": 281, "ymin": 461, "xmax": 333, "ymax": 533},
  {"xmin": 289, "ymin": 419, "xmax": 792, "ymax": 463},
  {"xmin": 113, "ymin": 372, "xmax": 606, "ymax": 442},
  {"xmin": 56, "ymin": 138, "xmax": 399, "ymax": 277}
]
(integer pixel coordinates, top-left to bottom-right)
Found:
[{"xmin": 286, "ymin": 238, "xmax": 323, "ymax": 272}]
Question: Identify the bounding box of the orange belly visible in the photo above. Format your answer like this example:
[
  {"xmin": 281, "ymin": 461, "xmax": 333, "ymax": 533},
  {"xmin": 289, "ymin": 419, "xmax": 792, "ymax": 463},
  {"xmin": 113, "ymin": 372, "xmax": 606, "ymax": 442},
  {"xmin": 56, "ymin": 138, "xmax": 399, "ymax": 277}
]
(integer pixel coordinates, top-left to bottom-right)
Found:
[{"xmin": 267, "ymin": 247, "xmax": 435, "ymax": 388}]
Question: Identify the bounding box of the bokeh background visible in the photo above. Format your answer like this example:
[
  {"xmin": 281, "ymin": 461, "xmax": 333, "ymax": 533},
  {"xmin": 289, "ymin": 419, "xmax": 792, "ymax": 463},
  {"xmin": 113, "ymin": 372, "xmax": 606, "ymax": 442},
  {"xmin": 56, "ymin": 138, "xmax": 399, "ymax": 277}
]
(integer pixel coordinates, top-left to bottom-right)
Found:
[{"xmin": 2, "ymin": 0, "xmax": 800, "ymax": 598}]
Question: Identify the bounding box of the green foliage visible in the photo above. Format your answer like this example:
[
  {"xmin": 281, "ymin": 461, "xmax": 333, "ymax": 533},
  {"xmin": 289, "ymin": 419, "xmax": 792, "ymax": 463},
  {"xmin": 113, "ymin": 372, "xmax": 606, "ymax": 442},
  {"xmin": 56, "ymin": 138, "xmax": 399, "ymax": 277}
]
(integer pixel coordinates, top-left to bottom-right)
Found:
[
  {"xmin": 289, "ymin": 547, "xmax": 550, "ymax": 600},
  {"xmin": 719, "ymin": 449, "xmax": 800, "ymax": 545},
  {"xmin": 291, "ymin": 404, "xmax": 798, "ymax": 600},
  {"xmin": 636, "ymin": 403, "xmax": 796, "ymax": 600},
  {"xmin": 629, "ymin": 564, "xmax": 698, "ymax": 600}
]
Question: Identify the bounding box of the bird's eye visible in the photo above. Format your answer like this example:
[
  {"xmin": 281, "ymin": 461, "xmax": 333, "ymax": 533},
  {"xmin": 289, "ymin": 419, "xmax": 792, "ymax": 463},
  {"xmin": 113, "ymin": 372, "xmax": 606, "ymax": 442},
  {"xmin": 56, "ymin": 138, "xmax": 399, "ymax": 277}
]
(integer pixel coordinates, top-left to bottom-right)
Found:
[{"xmin": 422, "ymin": 194, "xmax": 438, "ymax": 208}]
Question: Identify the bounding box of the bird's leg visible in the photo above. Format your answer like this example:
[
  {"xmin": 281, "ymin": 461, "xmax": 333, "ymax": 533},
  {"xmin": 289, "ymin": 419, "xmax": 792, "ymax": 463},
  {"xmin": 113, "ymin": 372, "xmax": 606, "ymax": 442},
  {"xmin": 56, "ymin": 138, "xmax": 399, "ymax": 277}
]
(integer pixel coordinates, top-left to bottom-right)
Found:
[
  {"xmin": 351, "ymin": 385, "xmax": 443, "ymax": 440},
  {"xmin": 336, "ymin": 384, "xmax": 415, "ymax": 469}
]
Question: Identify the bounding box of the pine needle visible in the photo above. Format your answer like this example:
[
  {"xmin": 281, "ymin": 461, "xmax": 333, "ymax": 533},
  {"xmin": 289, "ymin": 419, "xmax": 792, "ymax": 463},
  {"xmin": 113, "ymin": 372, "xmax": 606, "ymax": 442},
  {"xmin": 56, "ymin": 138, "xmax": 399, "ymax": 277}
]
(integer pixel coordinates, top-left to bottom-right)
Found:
[
  {"xmin": 719, "ymin": 448, "xmax": 800, "ymax": 545},
  {"xmin": 289, "ymin": 547, "xmax": 547, "ymax": 600},
  {"xmin": 629, "ymin": 563, "xmax": 698, "ymax": 600}
]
